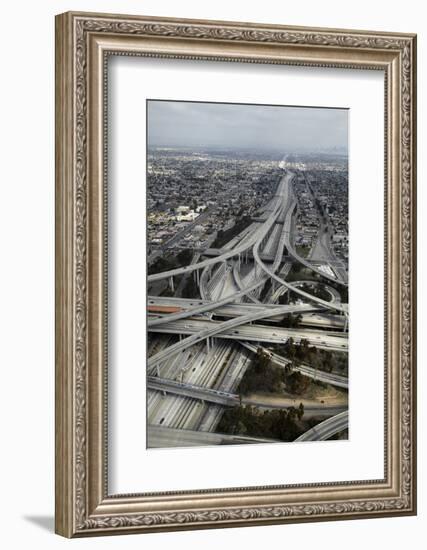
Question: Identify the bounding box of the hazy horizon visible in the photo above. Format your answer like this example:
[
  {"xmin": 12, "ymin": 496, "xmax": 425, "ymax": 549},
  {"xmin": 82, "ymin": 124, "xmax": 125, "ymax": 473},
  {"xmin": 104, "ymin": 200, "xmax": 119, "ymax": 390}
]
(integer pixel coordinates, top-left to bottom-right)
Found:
[{"xmin": 147, "ymin": 100, "xmax": 348, "ymax": 153}]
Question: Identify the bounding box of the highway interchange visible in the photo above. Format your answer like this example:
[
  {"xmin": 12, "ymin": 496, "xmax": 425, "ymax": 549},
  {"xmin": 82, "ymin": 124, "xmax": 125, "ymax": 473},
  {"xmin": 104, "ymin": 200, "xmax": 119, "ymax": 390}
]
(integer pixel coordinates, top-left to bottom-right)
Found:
[{"xmin": 147, "ymin": 168, "xmax": 349, "ymax": 446}]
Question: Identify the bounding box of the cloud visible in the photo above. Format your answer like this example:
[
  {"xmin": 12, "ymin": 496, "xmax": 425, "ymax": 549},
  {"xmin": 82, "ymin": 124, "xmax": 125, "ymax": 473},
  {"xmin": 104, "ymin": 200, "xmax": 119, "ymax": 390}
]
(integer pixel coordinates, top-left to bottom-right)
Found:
[{"xmin": 147, "ymin": 100, "xmax": 348, "ymax": 152}]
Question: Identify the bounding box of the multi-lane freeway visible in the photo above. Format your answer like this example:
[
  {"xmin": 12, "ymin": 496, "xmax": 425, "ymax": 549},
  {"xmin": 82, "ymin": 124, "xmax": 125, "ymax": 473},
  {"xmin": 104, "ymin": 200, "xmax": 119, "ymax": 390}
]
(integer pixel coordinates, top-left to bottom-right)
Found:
[
  {"xmin": 148, "ymin": 425, "xmax": 279, "ymax": 448},
  {"xmin": 148, "ymin": 295, "xmax": 345, "ymax": 329},
  {"xmin": 147, "ymin": 168, "xmax": 349, "ymax": 446},
  {"xmin": 148, "ymin": 376, "xmax": 347, "ymax": 418},
  {"xmin": 149, "ymin": 317, "xmax": 348, "ymax": 357},
  {"xmin": 147, "ymin": 173, "xmax": 293, "ymax": 284},
  {"xmin": 148, "ymin": 304, "xmax": 348, "ymax": 369}
]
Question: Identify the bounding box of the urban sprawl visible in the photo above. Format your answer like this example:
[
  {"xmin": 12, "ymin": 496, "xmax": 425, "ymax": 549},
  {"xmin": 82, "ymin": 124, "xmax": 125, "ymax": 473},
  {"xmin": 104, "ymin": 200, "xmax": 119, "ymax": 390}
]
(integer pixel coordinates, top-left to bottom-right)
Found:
[{"xmin": 147, "ymin": 147, "xmax": 349, "ymax": 448}]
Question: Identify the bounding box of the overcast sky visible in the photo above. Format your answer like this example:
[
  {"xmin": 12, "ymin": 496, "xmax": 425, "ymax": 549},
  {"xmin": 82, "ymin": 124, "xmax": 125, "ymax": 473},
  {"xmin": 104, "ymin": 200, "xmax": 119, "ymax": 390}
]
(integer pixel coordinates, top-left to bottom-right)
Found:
[{"xmin": 147, "ymin": 100, "xmax": 348, "ymax": 152}]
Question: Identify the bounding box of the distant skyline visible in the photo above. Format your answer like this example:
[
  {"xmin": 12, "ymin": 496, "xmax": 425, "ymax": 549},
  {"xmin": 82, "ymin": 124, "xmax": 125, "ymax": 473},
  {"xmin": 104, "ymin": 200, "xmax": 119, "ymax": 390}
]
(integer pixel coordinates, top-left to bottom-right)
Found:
[{"xmin": 147, "ymin": 100, "xmax": 348, "ymax": 153}]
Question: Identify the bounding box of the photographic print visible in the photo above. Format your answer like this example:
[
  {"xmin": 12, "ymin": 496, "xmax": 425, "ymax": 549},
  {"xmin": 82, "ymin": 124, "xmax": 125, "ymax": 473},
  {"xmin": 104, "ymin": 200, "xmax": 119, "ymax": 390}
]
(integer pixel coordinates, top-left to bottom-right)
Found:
[{"xmin": 146, "ymin": 100, "xmax": 349, "ymax": 449}]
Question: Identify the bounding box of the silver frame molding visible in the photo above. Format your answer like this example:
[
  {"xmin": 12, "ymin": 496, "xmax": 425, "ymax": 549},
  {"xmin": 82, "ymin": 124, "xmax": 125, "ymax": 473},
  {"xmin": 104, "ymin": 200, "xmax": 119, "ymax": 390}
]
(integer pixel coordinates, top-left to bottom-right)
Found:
[{"xmin": 55, "ymin": 11, "xmax": 417, "ymax": 537}]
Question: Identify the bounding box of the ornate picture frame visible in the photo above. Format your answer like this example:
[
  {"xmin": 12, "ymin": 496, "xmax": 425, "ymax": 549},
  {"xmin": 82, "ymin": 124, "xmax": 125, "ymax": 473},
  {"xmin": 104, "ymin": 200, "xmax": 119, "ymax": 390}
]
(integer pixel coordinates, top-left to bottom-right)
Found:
[{"xmin": 55, "ymin": 11, "xmax": 417, "ymax": 537}]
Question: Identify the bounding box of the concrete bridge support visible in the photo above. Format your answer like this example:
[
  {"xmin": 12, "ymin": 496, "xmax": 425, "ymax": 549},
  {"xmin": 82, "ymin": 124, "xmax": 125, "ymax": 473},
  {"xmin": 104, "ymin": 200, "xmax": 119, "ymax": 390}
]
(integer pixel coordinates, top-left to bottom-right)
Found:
[{"xmin": 344, "ymin": 313, "xmax": 348, "ymax": 333}]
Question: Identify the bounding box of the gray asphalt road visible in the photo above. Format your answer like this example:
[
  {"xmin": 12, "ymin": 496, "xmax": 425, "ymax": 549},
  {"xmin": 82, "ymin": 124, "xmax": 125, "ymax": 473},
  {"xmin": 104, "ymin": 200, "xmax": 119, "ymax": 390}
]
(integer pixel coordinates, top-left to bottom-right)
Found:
[{"xmin": 294, "ymin": 411, "xmax": 349, "ymax": 441}]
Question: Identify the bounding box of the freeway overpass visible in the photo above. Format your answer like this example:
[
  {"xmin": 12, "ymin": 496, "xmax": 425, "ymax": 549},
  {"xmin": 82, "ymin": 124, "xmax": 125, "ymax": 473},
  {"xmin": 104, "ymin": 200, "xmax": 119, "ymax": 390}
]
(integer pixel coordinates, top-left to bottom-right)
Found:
[
  {"xmin": 240, "ymin": 342, "xmax": 348, "ymax": 389},
  {"xmin": 251, "ymin": 182, "xmax": 349, "ymax": 314},
  {"xmin": 147, "ymin": 173, "xmax": 293, "ymax": 283},
  {"xmin": 148, "ymin": 171, "xmax": 348, "ymax": 333},
  {"xmin": 203, "ymin": 247, "xmax": 289, "ymax": 263},
  {"xmin": 253, "ymin": 238, "xmax": 348, "ymax": 315},
  {"xmin": 203, "ymin": 247, "xmax": 345, "ymax": 269},
  {"xmin": 148, "ymin": 376, "xmax": 347, "ymax": 418},
  {"xmin": 146, "ymin": 168, "xmax": 349, "ymax": 445},
  {"xmin": 294, "ymin": 411, "xmax": 349, "ymax": 441},
  {"xmin": 147, "ymin": 179, "xmax": 295, "ymax": 327},
  {"xmin": 149, "ymin": 317, "xmax": 348, "ymax": 358},
  {"xmin": 148, "ymin": 376, "xmax": 238, "ymax": 406}
]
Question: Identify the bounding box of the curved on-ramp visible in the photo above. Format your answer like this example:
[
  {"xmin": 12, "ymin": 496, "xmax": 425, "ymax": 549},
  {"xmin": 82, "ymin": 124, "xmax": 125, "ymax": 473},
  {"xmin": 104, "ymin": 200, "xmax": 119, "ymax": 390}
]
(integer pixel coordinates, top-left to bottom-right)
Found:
[
  {"xmin": 148, "ymin": 170, "xmax": 348, "ymax": 332},
  {"xmin": 240, "ymin": 342, "xmax": 348, "ymax": 389},
  {"xmin": 294, "ymin": 411, "xmax": 349, "ymax": 442},
  {"xmin": 147, "ymin": 303, "xmax": 347, "ymax": 368},
  {"xmin": 147, "ymin": 173, "xmax": 293, "ymax": 283}
]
